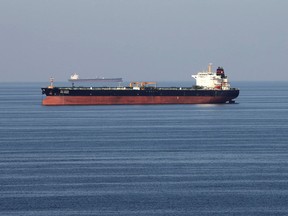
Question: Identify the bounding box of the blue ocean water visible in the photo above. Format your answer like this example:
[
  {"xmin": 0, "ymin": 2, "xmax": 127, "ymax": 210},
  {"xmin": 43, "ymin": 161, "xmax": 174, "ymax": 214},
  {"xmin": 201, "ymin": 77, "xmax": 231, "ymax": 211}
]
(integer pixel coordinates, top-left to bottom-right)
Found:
[{"xmin": 0, "ymin": 81, "xmax": 288, "ymax": 216}]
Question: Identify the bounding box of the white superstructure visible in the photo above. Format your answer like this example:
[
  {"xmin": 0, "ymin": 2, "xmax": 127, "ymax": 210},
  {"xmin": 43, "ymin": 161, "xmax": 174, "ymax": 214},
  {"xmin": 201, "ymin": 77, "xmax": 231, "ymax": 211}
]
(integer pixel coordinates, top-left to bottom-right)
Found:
[
  {"xmin": 70, "ymin": 73, "xmax": 79, "ymax": 80},
  {"xmin": 192, "ymin": 64, "xmax": 231, "ymax": 90}
]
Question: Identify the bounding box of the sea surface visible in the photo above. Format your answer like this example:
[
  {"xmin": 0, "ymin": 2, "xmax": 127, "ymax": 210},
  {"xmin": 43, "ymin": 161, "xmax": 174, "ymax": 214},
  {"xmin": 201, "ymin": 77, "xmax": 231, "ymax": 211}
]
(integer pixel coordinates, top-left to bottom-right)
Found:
[{"xmin": 0, "ymin": 81, "xmax": 288, "ymax": 216}]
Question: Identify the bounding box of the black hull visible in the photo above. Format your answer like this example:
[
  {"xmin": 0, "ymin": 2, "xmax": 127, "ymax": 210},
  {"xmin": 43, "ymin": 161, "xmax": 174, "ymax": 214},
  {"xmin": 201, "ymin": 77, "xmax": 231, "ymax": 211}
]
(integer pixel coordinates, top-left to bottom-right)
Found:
[
  {"xmin": 42, "ymin": 87, "xmax": 239, "ymax": 98},
  {"xmin": 41, "ymin": 87, "xmax": 239, "ymax": 105}
]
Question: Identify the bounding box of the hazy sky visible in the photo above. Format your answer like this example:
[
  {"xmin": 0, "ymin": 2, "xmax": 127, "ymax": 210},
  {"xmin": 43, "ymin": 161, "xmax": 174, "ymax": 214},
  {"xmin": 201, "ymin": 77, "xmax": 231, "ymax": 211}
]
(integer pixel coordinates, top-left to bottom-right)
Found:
[{"xmin": 0, "ymin": 0, "xmax": 287, "ymax": 82}]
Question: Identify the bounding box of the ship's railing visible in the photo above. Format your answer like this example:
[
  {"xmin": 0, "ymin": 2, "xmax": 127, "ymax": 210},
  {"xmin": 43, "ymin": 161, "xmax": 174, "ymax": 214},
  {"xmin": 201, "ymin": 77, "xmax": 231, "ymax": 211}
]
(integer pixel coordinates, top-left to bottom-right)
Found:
[
  {"xmin": 57, "ymin": 87, "xmax": 194, "ymax": 91},
  {"xmin": 57, "ymin": 87, "xmax": 129, "ymax": 90},
  {"xmin": 55, "ymin": 86, "xmax": 239, "ymax": 91}
]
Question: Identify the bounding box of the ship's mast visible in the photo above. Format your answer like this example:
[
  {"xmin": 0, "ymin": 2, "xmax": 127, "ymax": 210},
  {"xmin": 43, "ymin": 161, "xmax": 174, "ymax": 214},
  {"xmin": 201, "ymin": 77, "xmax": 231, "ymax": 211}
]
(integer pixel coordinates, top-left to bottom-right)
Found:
[
  {"xmin": 48, "ymin": 77, "xmax": 54, "ymax": 89},
  {"xmin": 208, "ymin": 63, "xmax": 212, "ymax": 73}
]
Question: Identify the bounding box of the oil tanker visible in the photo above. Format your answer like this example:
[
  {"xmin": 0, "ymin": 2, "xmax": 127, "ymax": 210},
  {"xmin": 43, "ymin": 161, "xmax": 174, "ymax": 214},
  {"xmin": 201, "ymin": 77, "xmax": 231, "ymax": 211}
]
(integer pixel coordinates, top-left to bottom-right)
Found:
[{"xmin": 41, "ymin": 64, "xmax": 239, "ymax": 105}]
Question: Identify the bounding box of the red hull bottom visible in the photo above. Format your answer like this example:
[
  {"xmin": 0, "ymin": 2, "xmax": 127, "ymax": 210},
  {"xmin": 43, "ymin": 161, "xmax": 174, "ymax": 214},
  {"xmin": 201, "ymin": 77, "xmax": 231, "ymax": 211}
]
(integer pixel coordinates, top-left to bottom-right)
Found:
[{"xmin": 42, "ymin": 96, "xmax": 235, "ymax": 106}]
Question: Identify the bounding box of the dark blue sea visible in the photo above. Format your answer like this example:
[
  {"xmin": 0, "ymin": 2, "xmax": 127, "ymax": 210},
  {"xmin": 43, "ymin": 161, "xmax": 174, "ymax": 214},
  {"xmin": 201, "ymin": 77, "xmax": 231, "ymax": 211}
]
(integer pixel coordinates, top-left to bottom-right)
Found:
[{"xmin": 0, "ymin": 81, "xmax": 288, "ymax": 216}]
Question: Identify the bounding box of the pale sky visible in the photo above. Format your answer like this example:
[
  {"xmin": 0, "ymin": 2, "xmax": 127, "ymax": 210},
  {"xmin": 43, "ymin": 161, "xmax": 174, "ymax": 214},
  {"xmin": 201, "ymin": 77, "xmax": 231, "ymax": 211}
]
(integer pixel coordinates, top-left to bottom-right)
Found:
[{"xmin": 0, "ymin": 0, "xmax": 287, "ymax": 82}]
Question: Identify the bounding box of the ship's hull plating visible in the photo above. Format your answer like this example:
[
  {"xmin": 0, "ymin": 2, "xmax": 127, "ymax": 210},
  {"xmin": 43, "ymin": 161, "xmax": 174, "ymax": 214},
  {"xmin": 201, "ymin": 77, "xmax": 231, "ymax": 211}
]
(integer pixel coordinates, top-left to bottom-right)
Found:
[
  {"xmin": 42, "ymin": 89, "xmax": 239, "ymax": 105},
  {"xmin": 43, "ymin": 95, "xmax": 236, "ymax": 105}
]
